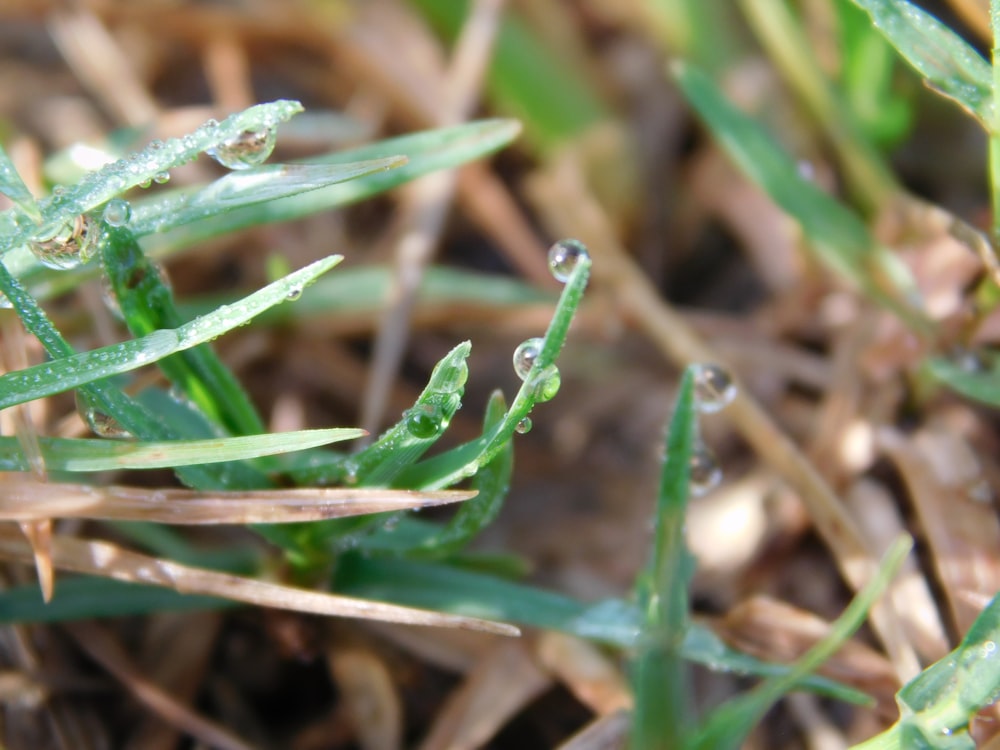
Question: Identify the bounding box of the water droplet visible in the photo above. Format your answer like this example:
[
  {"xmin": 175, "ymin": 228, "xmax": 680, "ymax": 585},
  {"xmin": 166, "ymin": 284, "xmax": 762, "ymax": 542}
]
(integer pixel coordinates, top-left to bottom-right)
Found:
[
  {"xmin": 153, "ymin": 171, "xmax": 170, "ymax": 184},
  {"xmin": 148, "ymin": 139, "xmax": 164, "ymax": 151},
  {"xmin": 406, "ymin": 403, "xmax": 442, "ymax": 439},
  {"xmin": 547, "ymin": 239, "xmax": 590, "ymax": 283},
  {"xmin": 512, "ymin": 337, "xmax": 543, "ymax": 380},
  {"xmin": 207, "ymin": 126, "xmax": 277, "ymax": 170},
  {"xmin": 689, "ymin": 443, "xmax": 721, "ymax": 496},
  {"xmin": 515, "ymin": 416, "xmax": 532, "ymax": 434},
  {"xmin": 102, "ymin": 198, "xmax": 131, "ymax": 227},
  {"xmin": 28, "ymin": 215, "xmax": 94, "ymax": 270},
  {"xmin": 529, "ymin": 364, "xmax": 561, "ymax": 402},
  {"xmin": 0, "ymin": 292, "xmax": 10, "ymax": 309},
  {"xmin": 692, "ymin": 363, "xmax": 737, "ymax": 414},
  {"xmin": 436, "ymin": 360, "xmax": 469, "ymax": 393},
  {"xmin": 343, "ymin": 459, "xmax": 359, "ymax": 486},
  {"xmin": 139, "ymin": 178, "xmax": 152, "ymax": 189},
  {"xmin": 75, "ymin": 392, "xmax": 130, "ymax": 438},
  {"xmin": 285, "ymin": 285, "xmax": 303, "ymax": 301}
]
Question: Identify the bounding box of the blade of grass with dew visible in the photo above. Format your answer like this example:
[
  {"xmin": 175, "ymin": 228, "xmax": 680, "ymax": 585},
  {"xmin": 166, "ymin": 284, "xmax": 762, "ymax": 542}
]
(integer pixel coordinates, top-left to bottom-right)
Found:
[
  {"xmin": 848, "ymin": 0, "xmax": 992, "ymax": 129},
  {"xmin": 0, "ymin": 428, "xmax": 363, "ymax": 472},
  {"xmin": 8, "ymin": 119, "xmax": 523, "ymax": 300},
  {"xmin": 631, "ymin": 369, "xmax": 697, "ymax": 750},
  {"xmin": 0, "ymin": 576, "xmax": 233, "ymax": 623},
  {"xmin": 0, "ymin": 255, "xmax": 341, "ymax": 410},
  {"xmin": 272, "ymin": 342, "xmax": 473, "ymax": 559},
  {"xmin": 0, "ymin": 101, "xmax": 304, "ymax": 259},
  {"xmin": 672, "ymin": 61, "xmax": 930, "ymax": 335},
  {"xmin": 851, "ymin": 591, "xmax": 1000, "ymax": 750},
  {"xmin": 410, "ymin": 0, "xmax": 607, "ymax": 153},
  {"xmin": 925, "ymin": 355, "xmax": 1000, "ymax": 407},
  {"xmin": 395, "ymin": 252, "xmax": 591, "ymax": 491},
  {"xmin": 332, "ymin": 554, "xmax": 870, "ymax": 705},
  {"xmin": 0, "ymin": 475, "xmax": 476, "ymax": 525},
  {"xmin": 356, "ymin": 390, "xmax": 513, "ymax": 557},
  {"xmin": 99, "ymin": 223, "xmax": 264, "ymax": 436},
  {"xmin": 689, "ymin": 536, "xmax": 912, "ymax": 750},
  {"xmin": 0, "ymin": 528, "xmax": 519, "ymax": 635},
  {"xmin": 0, "ymin": 144, "xmax": 40, "ymax": 222}
]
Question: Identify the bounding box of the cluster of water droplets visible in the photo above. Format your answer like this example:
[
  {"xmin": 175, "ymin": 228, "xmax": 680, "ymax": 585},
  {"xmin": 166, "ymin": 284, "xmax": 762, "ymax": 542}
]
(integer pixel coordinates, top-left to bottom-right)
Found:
[{"xmin": 686, "ymin": 363, "xmax": 737, "ymax": 497}]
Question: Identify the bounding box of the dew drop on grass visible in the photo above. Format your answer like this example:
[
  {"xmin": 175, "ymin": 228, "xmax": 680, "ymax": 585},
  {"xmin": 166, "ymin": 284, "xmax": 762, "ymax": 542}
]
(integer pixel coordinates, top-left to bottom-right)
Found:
[
  {"xmin": 515, "ymin": 416, "xmax": 532, "ymax": 434},
  {"xmin": 207, "ymin": 126, "xmax": 277, "ymax": 170},
  {"xmin": 529, "ymin": 364, "xmax": 561, "ymax": 403},
  {"xmin": 29, "ymin": 215, "xmax": 94, "ymax": 270},
  {"xmin": 286, "ymin": 285, "xmax": 303, "ymax": 301},
  {"xmin": 689, "ymin": 443, "xmax": 721, "ymax": 497},
  {"xmin": 406, "ymin": 403, "xmax": 443, "ymax": 439},
  {"xmin": 153, "ymin": 171, "xmax": 170, "ymax": 184},
  {"xmin": 547, "ymin": 239, "xmax": 589, "ymax": 283},
  {"xmin": 692, "ymin": 363, "xmax": 737, "ymax": 414},
  {"xmin": 102, "ymin": 198, "xmax": 131, "ymax": 227},
  {"xmin": 436, "ymin": 360, "xmax": 469, "ymax": 393},
  {"xmin": 512, "ymin": 337, "xmax": 543, "ymax": 379},
  {"xmin": 75, "ymin": 392, "xmax": 131, "ymax": 438}
]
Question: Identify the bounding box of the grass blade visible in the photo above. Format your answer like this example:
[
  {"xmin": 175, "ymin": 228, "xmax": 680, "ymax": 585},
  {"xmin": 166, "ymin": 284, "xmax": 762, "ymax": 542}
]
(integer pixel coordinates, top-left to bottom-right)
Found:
[
  {"xmin": 0, "ymin": 144, "xmax": 41, "ymax": 222},
  {"xmin": 0, "ymin": 255, "xmax": 341, "ymax": 410},
  {"xmin": 848, "ymin": 0, "xmax": 992, "ymax": 129}
]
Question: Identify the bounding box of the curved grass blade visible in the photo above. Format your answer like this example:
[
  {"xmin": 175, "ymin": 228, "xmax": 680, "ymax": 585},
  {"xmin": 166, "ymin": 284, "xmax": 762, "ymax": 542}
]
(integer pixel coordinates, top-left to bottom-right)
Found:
[
  {"xmin": 0, "ymin": 255, "xmax": 341, "ymax": 410},
  {"xmin": 0, "ymin": 145, "xmax": 41, "ymax": 222},
  {"xmin": 690, "ymin": 536, "xmax": 912, "ymax": 750},
  {"xmin": 0, "ymin": 428, "xmax": 363, "ymax": 472},
  {"xmin": 0, "ymin": 528, "xmax": 518, "ymax": 635},
  {"xmin": 100, "ymin": 224, "xmax": 265, "ymax": 436},
  {"xmin": 0, "ymin": 100, "xmax": 304, "ymax": 257},
  {"xmin": 0, "ymin": 475, "xmax": 476, "ymax": 524},
  {"xmin": 672, "ymin": 61, "xmax": 931, "ymax": 335},
  {"xmin": 396, "ymin": 252, "xmax": 589, "ymax": 492},
  {"xmin": 848, "ymin": 0, "xmax": 992, "ymax": 129},
  {"xmin": 333, "ymin": 554, "xmax": 870, "ymax": 705}
]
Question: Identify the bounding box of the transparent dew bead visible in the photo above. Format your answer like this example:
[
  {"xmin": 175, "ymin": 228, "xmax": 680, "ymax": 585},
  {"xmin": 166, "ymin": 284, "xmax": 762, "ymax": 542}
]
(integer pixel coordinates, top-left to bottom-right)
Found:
[
  {"xmin": 285, "ymin": 285, "xmax": 303, "ymax": 301},
  {"xmin": 692, "ymin": 363, "xmax": 737, "ymax": 414},
  {"xmin": 406, "ymin": 403, "xmax": 443, "ymax": 439},
  {"xmin": 207, "ymin": 126, "xmax": 277, "ymax": 170},
  {"xmin": 512, "ymin": 337, "xmax": 544, "ymax": 380},
  {"xmin": 515, "ymin": 416, "xmax": 533, "ymax": 434},
  {"xmin": 0, "ymin": 292, "xmax": 10, "ymax": 310},
  {"xmin": 102, "ymin": 198, "xmax": 132, "ymax": 227},
  {"xmin": 689, "ymin": 443, "xmax": 722, "ymax": 497},
  {"xmin": 153, "ymin": 171, "xmax": 170, "ymax": 184},
  {"xmin": 28, "ymin": 215, "xmax": 93, "ymax": 270},
  {"xmin": 529, "ymin": 364, "xmax": 561, "ymax": 403},
  {"xmin": 547, "ymin": 239, "xmax": 590, "ymax": 283},
  {"xmin": 75, "ymin": 392, "xmax": 131, "ymax": 439}
]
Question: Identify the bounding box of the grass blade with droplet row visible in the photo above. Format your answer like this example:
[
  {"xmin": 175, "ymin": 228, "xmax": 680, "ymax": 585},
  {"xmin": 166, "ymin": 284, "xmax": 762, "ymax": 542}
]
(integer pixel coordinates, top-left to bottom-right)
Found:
[{"xmin": 0, "ymin": 255, "xmax": 341, "ymax": 410}]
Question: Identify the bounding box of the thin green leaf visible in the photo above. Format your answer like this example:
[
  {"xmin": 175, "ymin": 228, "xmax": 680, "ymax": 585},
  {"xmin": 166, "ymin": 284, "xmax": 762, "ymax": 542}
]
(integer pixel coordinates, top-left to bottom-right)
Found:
[
  {"xmin": 0, "ymin": 255, "xmax": 341, "ymax": 410},
  {"xmin": 926, "ymin": 356, "xmax": 1000, "ymax": 407},
  {"xmin": 631, "ymin": 370, "xmax": 697, "ymax": 749},
  {"xmin": 672, "ymin": 61, "xmax": 929, "ymax": 332},
  {"xmin": 0, "ymin": 428, "xmax": 363, "ymax": 472},
  {"xmin": 0, "ymin": 100, "xmax": 304, "ymax": 258},
  {"xmin": 692, "ymin": 536, "xmax": 912, "ymax": 750},
  {"xmin": 0, "ymin": 576, "xmax": 232, "ymax": 623},
  {"xmin": 0, "ymin": 144, "xmax": 41, "ymax": 222},
  {"xmin": 848, "ymin": 0, "xmax": 992, "ymax": 129}
]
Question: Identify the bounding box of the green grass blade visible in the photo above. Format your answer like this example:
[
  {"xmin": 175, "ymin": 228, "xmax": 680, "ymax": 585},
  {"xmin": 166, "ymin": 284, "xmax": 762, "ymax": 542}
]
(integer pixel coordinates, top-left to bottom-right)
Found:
[
  {"xmin": 0, "ymin": 577, "xmax": 233, "ymax": 623},
  {"xmin": 691, "ymin": 537, "xmax": 912, "ymax": 750},
  {"xmin": 672, "ymin": 61, "xmax": 929, "ymax": 333},
  {"xmin": 848, "ymin": 0, "xmax": 992, "ymax": 129},
  {"xmin": 0, "ymin": 428, "xmax": 364, "ymax": 472},
  {"xmin": 631, "ymin": 369, "xmax": 697, "ymax": 749},
  {"xmin": 100, "ymin": 224, "xmax": 265, "ymax": 435},
  {"xmin": 0, "ymin": 100, "xmax": 304, "ymax": 257},
  {"xmin": 925, "ymin": 356, "xmax": 1000, "ymax": 407},
  {"xmin": 852, "ymin": 591, "xmax": 1000, "ymax": 749},
  {"xmin": 0, "ymin": 144, "xmax": 41, "ymax": 222},
  {"xmin": 0, "ymin": 255, "xmax": 341, "ymax": 410}
]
